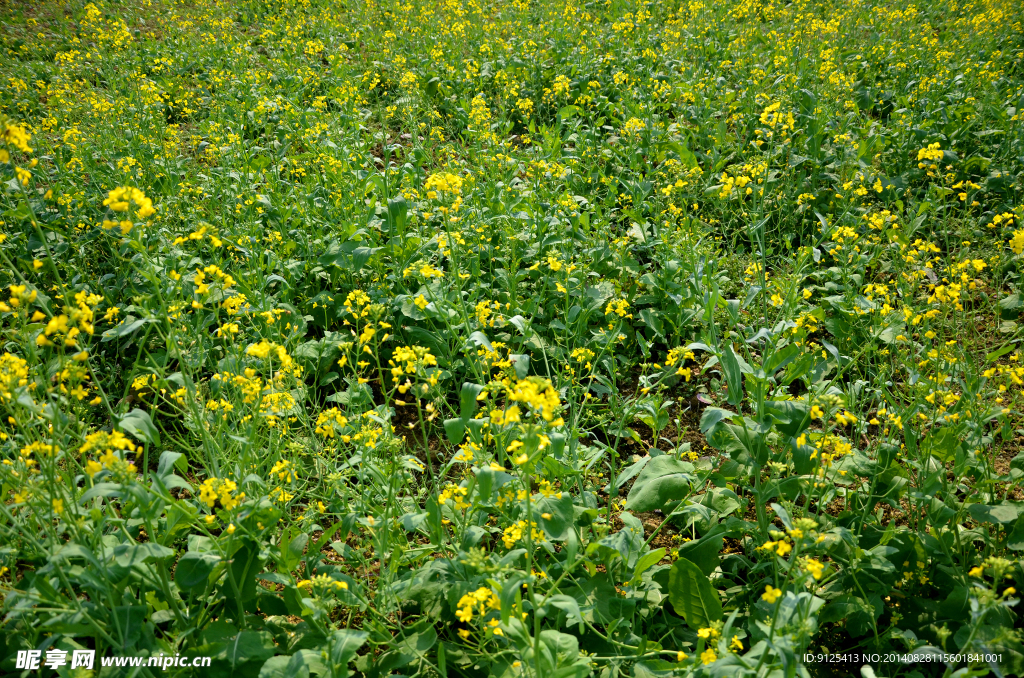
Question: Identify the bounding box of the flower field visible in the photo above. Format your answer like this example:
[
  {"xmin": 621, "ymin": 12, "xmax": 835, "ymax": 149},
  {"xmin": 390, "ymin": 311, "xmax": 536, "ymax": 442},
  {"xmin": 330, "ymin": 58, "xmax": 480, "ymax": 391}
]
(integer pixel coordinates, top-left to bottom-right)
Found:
[{"xmin": 2, "ymin": 0, "xmax": 1024, "ymax": 675}]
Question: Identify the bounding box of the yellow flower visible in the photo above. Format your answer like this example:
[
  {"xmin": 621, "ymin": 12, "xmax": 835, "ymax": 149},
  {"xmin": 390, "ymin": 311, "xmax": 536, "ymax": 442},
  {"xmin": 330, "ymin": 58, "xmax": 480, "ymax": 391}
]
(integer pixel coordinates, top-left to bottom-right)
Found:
[
  {"xmin": 804, "ymin": 558, "xmax": 824, "ymax": 580},
  {"xmin": 700, "ymin": 649, "xmax": 717, "ymax": 665},
  {"xmin": 103, "ymin": 186, "xmax": 156, "ymax": 220},
  {"xmin": 424, "ymin": 172, "xmax": 463, "ymax": 195},
  {"xmin": 834, "ymin": 410, "xmax": 857, "ymax": 426},
  {"xmin": 762, "ymin": 585, "xmax": 782, "ymax": 603},
  {"xmin": 1010, "ymin": 230, "xmax": 1024, "ymax": 255},
  {"xmin": 198, "ymin": 477, "xmax": 243, "ymax": 511}
]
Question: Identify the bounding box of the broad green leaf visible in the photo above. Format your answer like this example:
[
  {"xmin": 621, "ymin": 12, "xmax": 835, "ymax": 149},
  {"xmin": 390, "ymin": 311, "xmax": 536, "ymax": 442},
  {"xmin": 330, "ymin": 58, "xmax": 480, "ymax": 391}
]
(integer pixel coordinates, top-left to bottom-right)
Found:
[
  {"xmin": 675, "ymin": 532, "xmax": 724, "ymax": 576},
  {"xmin": 283, "ymin": 532, "xmax": 309, "ymax": 572},
  {"xmin": 443, "ymin": 417, "xmax": 466, "ymax": 444},
  {"xmin": 988, "ymin": 343, "xmax": 1016, "ymax": 363},
  {"xmin": 119, "ymin": 408, "xmax": 160, "ymax": 445},
  {"xmin": 459, "ymin": 382, "xmax": 486, "ymax": 420},
  {"xmin": 467, "ymin": 331, "xmax": 493, "ymax": 351},
  {"xmin": 544, "ymin": 594, "xmax": 583, "ymax": 626},
  {"xmin": 969, "ymin": 503, "xmax": 1019, "ymax": 525},
  {"xmin": 705, "ymin": 420, "xmax": 766, "ymax": 465},
  {"xmin": 259, "ymin": 651, "xmax": 326, "ymax": 678},
  {"xmin": 101, "ymin": 316, "xmax": 152, "ymax": 342},
  {"xmin": 509, "ymin": 353, "xmax": 530, "ymax": 379},
  {"xmin": 817, "ymin": 594, "xmax": 870, "ymax": 625},
  {"xmin": 625, "ymin": 455, "xmax": 695, "ymax": 512},
  {"xmin": 632, "ymin": 548, "xmax": 667, "ymax": 580},
  {"xmin": 225, "ymin": 630, "xmax": 276, "ymax": 668},
  {"xmin": 536, "ymin": 492, "xmax": 573, "ymax": 540},
  {"xmin": 225, "ymin": 539, "xmax": 262, "ymax": 605},
  {"xmin": 557, "ymin": 105, "xmax": 581, "ymax": 120},
  {"xmin": 922, "ymin": 427, "xmax": 959, "ymax": 462},
  {"xmin": 326, "ymin": 630, "xmax": 368, "ymax": 678},
  {"xmin": 113, "ymin": 542, "xmax": 174, "ymax": 567},
  {"xmin": 156, "ymin": 450, "xmax": 187, "ymax": 477},
  {"xmin": 175, "ymin": 551, "xmax": 221, "ymax": 591},
  {"xmin": 1009, "ymin": 516, "xmax": 1024, "ymax": 550},
  {"xmin": 318, "ymin": 240, "xmax": 380, "ymax": 271},
  {"xmin": 763, "ymin": 400, "xmax": 810, "ymax": 437},
  {"xmin": 668, "ymin": 557, "xmax": 722, "ymax": 628}
]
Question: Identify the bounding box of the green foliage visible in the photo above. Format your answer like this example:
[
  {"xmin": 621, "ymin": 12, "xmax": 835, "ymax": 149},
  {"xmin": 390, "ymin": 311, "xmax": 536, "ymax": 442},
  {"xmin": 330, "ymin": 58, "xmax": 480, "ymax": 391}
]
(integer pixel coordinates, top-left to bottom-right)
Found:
[{"xmin": 1, "ymin": 0, "xmax": 1024, "ymax": 675}]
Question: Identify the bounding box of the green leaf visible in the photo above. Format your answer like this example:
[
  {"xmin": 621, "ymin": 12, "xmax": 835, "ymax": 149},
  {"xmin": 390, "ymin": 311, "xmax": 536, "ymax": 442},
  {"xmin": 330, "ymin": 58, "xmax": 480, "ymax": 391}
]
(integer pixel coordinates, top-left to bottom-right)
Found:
[
  {"xmin": 259, "ymin": 651, "xmax": 326, "ymax": 678},
  {"xmin": 459, "ymin": 382, "xmax": 486, "ymax": 421},
  {"xmin": 969, "ymin": 503, "xmax": 1019, "ymax": 525},
  {"xmin": 557, "ymin": 105, "xmax": 581, "ymax": 121},
  {"xmin": 443, "ymin": 417, "xmax": 466, "ymax": 444},
  {"xmin": 987, "ymin": 343, "xmax": 1017, "ymax": 363},
  {"xmin": 101, "ymin": 316, "xmax": 152, "ymax": 342},
  {"xmin": 704, "ymin": 419, "xmax": 766, "ymax": 465},
  {"xmin": 763, "ymin": 400, "xmax": 810, "ymax": 437},
  {"xmin": 467, "ymin": 330, "xmax": 493, "ymax": 351},
  {"xmin": 668, "ymin": 557, "xmax": 722, "ymax": 628},
  {"xmin": 437, "ymin": 642, "xmax": 447, "ymax": 677},
  {"xmin": 79, "ymin": 482, "xmax": 123, "ymax": 502},
  {"xmin": 1008, "ymin": 516, "xmax": 1024, "ymax": 550},
  {"xmin": 720, "ymin": 344, "xmax": 749, "ymax": 407},
  {"xmin": 282, "ymin": 532, "xmax": 309, "ymax": 572},
  {"xmin": 175, "ymin": 551, "xmax": 221, "ymax": 591},
  {"xmin": 675, "ymin": 531, "xmax": 724, "ymax": 576},
  {"xmin": 639, "ymin": 308, "xmax": 664, "ymax": 338},
  {"xmin": 283, "ymin": 585, "xmax": 306, "ymax": 616},
  {"xmin": 326, "ymin": 629, "xmax": 368, "ymax": 678},
  {"xmin": 249, "ymin": 154, "xmax": 273, "ymax": 171},
  {"xmin": 119, "ymin": 408, "xmax": 160, "ymax": 445},
  {"xmin": 624, "ymin": 455, "xmax": 695, "ymax": 512},
  {"xmin": 998, "ymin": 293, "xmax": 1021, "ymax": 320},
  {"xmin": 922, "ymin": 427, "xmax": 959, "ymax": 462},
  {"xmin": 157, "ymin": 450, "xmax": 187, "ymax": 477},
  {"xmin": 113, "ymin": 543, "xmax": 174, "ymax": 567},
  {"xmin": 536, "ymin": 493, "xmax": 573, "ymax": 540},
  {"xmin": 384, "ymin": 197, "xmax": 407, "ymax": 236},
  {"xmin": 817, "ymin": 594, "xmax": 869, "ymax": 625},
  {"xmin": 225, "ymin": 630, "xmax": 276, "ymax": 668},
  {"xmin": 318, "ymin": 240, "xmax": 381, "ymax": 271},
  {"xmin": 632, "ymin": 548, "xmax": 667, "ymax": 581},
  {"xmin": 543, "ymin": 594, "xmax": 583, "ymax": 627},
  {"xmin": 109, "ymin": 605, "xmax": 147, "ymax": 645},
  {"xmin": 225, "ymin": 539, "xmax": 262, "ymax": 607},
  {"xmin": 509, "ymin": 353, "xmax": 530, "ymax": 379},
  {"xmin": 500, "ymin": 573, "xmax": 526, "ymax": 625}
]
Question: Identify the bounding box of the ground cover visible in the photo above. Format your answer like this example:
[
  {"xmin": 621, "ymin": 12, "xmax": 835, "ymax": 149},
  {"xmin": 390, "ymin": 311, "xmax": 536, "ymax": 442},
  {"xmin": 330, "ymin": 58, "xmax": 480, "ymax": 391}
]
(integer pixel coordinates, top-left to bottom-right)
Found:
[{"xmin": 1, "ymin": 0, "xmax": 1024, "ymax": 675}]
